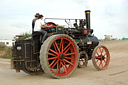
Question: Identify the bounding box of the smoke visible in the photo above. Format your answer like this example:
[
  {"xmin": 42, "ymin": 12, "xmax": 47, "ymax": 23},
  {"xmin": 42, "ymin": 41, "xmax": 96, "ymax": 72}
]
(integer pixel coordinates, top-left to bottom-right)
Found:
[
  {"xmin": 73, "ymin": 0, "xmax": 89, "ymax": 9},
  {"xmin": 73, "ymin": 0, "xmax": 128, "ymax": 38}
]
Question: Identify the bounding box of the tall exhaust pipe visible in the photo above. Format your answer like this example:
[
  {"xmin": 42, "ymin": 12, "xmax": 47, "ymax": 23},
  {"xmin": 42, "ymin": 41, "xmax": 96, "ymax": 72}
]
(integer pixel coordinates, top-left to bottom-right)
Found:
[{"xmin": 85, "ymin": 10, "xmax": 91, "ymax": 35}]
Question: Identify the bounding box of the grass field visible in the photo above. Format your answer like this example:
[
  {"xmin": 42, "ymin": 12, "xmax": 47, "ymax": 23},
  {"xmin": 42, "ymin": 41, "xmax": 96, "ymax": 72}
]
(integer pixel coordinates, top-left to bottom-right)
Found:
[{"xmin": 0, "ymin": 44, "xmax": 12, "ymax": 59}]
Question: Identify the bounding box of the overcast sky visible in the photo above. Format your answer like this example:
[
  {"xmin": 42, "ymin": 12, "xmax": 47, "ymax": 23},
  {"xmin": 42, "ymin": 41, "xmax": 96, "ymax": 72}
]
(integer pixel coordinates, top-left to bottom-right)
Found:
[{"xmin": 0, "ymin": 0, "xmax": 128, "ymax": 39}]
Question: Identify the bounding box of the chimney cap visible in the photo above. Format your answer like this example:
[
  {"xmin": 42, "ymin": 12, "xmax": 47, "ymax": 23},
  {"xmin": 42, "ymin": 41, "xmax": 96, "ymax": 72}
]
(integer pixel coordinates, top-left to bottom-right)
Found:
[{"xmin": 85, "ymin": 10, "xmax": 91, "ymax": 13}]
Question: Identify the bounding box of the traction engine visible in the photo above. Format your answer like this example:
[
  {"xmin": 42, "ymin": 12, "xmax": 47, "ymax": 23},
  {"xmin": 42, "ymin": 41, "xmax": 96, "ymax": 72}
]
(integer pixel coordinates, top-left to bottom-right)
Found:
[{"xmin": 11, "ymin": 10, "xmax": 110, "ymax": 78}]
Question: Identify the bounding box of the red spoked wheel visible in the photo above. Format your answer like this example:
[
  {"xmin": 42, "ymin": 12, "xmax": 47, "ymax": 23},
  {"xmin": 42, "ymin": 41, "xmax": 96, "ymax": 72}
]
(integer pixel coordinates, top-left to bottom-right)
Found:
[
  {"xmin": 92, "ymin": 45, "xmax": 110, "ymax": 71},
  {"xmin": 40, "ymin": 34, "xmax": 79, "ymax": 78}
]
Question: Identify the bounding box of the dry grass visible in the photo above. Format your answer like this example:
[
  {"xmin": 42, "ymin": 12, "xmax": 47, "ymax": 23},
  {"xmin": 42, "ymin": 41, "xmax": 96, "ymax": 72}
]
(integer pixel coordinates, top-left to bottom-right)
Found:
[{"xmin": 0, "ymin": 44, "xmax": 12, "ymax": 59}]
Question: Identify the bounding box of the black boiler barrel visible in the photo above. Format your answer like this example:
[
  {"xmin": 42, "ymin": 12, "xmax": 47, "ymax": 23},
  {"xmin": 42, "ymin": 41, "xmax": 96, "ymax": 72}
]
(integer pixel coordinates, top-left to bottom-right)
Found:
[
  {"xmin": 74, "ymin": 36, "xmax": 99, "ymax": 49},
  {"xmin": 84, "ymin": 36, "xmax": 99, "ymax": 49}
]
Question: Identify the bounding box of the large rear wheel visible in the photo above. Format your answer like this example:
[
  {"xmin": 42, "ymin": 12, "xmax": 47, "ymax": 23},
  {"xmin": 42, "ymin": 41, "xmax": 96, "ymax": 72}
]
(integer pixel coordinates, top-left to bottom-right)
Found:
[
  {"xmin": 40, "ymin": 34, "xmax": 79, "ymax": 78},
  {"xmin": 92, "ymin": 45, "xmax": 110, "ymax": 70}
]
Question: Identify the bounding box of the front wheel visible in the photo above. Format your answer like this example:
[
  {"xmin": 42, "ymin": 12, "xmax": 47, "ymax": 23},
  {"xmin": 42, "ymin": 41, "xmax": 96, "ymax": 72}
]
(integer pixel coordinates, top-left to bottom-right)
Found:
[
  {"xmin": 92, "ymin": 45, "xmax": 110, "ymax": 71},
  {"xmin": 40, "ymin": 34, "xmax": 79, "ymax": 78}
]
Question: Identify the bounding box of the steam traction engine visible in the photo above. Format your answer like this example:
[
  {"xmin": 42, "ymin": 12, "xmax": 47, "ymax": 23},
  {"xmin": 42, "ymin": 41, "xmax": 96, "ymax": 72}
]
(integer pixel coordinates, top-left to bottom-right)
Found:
[{"xmin": 11, "ymin": 10, "xmax": 110, "ymax": 78}]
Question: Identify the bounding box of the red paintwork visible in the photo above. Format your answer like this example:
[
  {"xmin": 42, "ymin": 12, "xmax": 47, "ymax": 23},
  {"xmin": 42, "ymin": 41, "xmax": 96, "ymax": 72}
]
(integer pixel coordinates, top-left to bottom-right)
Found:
[
  {"xmin": 94, "ymin": 46, "xmax": 110, "ymax": 70},
  {"xmin": 48, "ymin": 37, "xmax": 77, "ymax": 77},
  {"xmin": 45, "ymin": 22, "xmax": 56, "ymax": 30}
]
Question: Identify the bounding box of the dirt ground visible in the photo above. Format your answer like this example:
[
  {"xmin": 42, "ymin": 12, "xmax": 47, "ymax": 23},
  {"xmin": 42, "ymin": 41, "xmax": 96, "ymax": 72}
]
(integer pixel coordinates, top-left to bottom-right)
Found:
[{"xmin": 0, "ymin": 40, "xmax": 128, "ymax": 85}]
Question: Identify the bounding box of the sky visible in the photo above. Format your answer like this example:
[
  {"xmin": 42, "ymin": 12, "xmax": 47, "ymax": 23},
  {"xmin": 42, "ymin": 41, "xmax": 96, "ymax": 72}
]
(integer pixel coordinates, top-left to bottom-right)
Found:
[{"xmin": 0, "ymin": 0, "xmax": 128, "ymax": 40}]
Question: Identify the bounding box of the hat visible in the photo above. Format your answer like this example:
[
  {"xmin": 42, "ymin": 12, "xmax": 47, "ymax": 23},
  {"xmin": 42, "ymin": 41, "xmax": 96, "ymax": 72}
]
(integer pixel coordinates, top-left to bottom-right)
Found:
[
  {"xmin": 35, "ymin": 13, "xmax": 40, "ymax": 17},
  {"xmin": 39, "ymin": 14, "xmax": 44, "ymax": 18}
]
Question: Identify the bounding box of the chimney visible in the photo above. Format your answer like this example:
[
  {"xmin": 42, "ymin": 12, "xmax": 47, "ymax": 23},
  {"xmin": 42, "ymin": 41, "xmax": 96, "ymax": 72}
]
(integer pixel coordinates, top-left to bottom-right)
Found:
[{"xmin": 85, "ymin": 10, "xmax": 91, "ymax": 35}]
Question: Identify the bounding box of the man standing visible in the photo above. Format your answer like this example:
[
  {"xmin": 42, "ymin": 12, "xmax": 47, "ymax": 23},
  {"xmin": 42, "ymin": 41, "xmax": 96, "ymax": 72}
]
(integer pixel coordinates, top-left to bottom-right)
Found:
[
  {"xmin": 33, "ymin": 14, "xmax": 52, "ymax": 53},
  {"xmin": 32, "ymin": 13, "xmax": 40, "ymax": 34}
]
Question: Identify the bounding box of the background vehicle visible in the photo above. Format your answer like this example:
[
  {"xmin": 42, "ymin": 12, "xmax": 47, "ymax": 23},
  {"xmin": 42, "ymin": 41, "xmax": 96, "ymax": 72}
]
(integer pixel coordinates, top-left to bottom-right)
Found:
[{"xmin": 11, "ymin": 10, "xmax": 110, "ymax": 78}]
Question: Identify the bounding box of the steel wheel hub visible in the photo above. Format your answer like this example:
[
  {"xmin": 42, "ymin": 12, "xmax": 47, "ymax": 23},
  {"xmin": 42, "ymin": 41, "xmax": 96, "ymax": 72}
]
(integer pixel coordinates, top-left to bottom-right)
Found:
[
  {"xmin": 59, "ymin": 53, "xmax": 65, "ymax": 59},
  {"xmin": 102, "ymin": 56, "xmax": 105, "ymax": 60}
]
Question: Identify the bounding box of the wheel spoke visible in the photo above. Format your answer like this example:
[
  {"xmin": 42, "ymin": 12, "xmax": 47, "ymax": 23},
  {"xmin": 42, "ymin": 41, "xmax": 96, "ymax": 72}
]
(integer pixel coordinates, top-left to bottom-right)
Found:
[
  {"xmin": 101, "ymin": 48, "xmax": 104, "ymax": 55},
  {"xmin": 63, "ymin": 60, "xmax": 68, "ymax": 70},
  {"xmin": 49, "ymin": 59, "xmax": 56, "ymax": 67},
  {"xmin": 57, "ymin": 60, "xmax": 59, "ymax": 73},
  {"xmin": 95, "ymin": 59, "xmax": 99, "ymax": 63},
  {"xmin": 53, "ymin": 42, "xmax": 57, "ymax": 52},
  {"xmin": 105, "ymin": 57, "xmax": 108, "ymax": 60},
  {"xmin": 99, "ymin": 47, "xmax": 104, "ymax": 55},
  {"xmin": 58, "ymin": 61, "xmax": 62, "ymax": 74},
  {"xmin": 49, "ymin": 49, "xmax": 58, "ymax": 55},
  {"xmin": 99, "ymin": 47, "xmax": 102, "ymax": 53},
  {"xmin": 99, "ymin": 61, "xmax": 101, "ymax": 67},
  {"xmin": 103, "ymin": 52, "xmax": 107, "ymax": 57},
  {"xmin": 51, "ymin": 60, "xmax": 59, "ymax": 69},
  {"xmin": 64, "ymin": 59, "xmax": 74, "ymax": 66},
  {"xmin": 63, "ymin": 42, "xmax": 71, "ymax": 52},
  {"xmin": 48, "ymin": 56, "xmax": 58, "ymax": 60},
  {"xmin": 59, "ymin": 38, "xmax": 64, "ymax": 52},
  {"xmin": 61, "ymin": 41, "xmax": 64, "ymax": 52},
  {"xmin": 65, "ymin": 57, "xmax": 71, "ymax": 60},
  {"xmin": 99, "ymin": 61, "xmax": 103, "ymax": 68},
  {"xmin": 61, "ymin": 61, "xmax": 68, "ymax": 73},
  {"xmin": 101, "ymin": 61, "xmax": 103, "ymax": 68},
  {"xmin": 96, "ymin": 52, "xmax": 100, "ymax": 56},
  {"xmin": 95, "ymin": 56, "xmax": 99, "ymax": 59},
  {"xmin": 65, "ymin": 52, "xmax": 75, "ymax": 56},
  {"xmin": 64, "ymin": 47, "xmax": 70, "ymax": 54},
  {"xmin": 54, "ymin": 41, "xmax": 60, "ymax": 52},
  {"xmin": 48, "ymin": 53, "xmax": 57, "ymax": 56},
  {"xmin": 103, "ymin": 60, "xmax": 106, "ymax": 63}
]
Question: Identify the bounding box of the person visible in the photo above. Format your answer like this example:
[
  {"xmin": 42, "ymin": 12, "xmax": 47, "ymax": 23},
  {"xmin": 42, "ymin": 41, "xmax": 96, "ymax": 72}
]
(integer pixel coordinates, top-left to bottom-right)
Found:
[
  {"xmin": 32, "ymin": 13, "xmax": 40, "ymax": 34},
  {"xmin": 33, "ymin": 14, "xmax": 52, "ymax": 53}
]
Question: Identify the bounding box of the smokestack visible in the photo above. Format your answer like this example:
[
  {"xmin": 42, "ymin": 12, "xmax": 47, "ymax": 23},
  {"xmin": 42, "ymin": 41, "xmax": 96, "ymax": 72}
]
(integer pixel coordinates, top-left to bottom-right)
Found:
[{"xmin": 85, "ymin": 10, "xmax": 91, "ymax": 35}]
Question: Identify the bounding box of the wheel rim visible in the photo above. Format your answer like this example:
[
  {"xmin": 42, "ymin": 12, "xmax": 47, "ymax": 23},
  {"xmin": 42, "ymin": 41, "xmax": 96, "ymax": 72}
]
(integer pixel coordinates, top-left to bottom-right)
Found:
[
  {"xmin": 48, "ymin": 37, "xmax": 77, "ymax": 77},
  {"xmin": 93, "ymin": 46, "xmax": 110, "ymax": 70}
]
